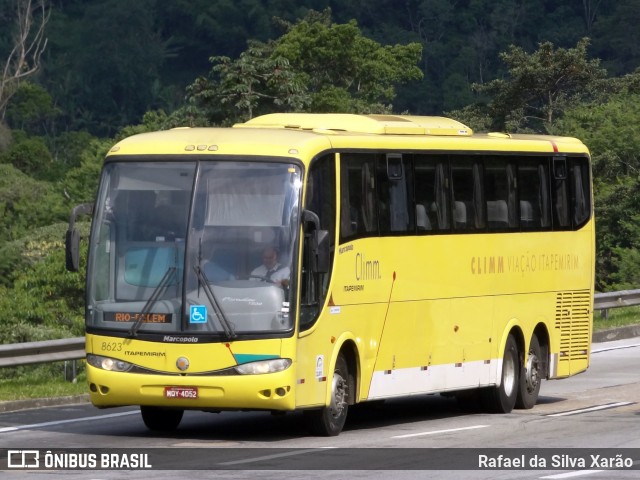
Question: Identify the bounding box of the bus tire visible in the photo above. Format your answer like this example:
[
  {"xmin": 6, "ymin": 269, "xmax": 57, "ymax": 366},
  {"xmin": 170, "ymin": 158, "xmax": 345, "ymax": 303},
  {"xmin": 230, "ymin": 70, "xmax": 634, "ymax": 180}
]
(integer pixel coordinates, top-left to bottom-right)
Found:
[
  {"xmin": 140, "ymin": 406, "xmax": 184, "ymax": 432},
  {"xmin": 482, "ymin": 334, "xmax": 519, "ymax": 413},
  {"xmin": 516, "ymin": 334, "xmax": 542, "ymax": 409},
  {"xmin": 304, "ymin": 353, "xmax": 349, "ymax": 436}
]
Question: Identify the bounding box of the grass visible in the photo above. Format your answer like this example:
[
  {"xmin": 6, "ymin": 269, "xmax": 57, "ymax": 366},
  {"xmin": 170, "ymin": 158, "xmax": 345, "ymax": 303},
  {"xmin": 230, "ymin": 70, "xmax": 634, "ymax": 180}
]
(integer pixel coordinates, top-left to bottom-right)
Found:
[
  {"xmin": 593, "ymin": 305, "xmax": 640, "ymax": 331},
  {"xmin": 0, "ymin": 366, "xmax": 87, "ymax": 402},
  {"xmin": 0, "ymin": 308, "xmax": 638, "ymax": 403}
]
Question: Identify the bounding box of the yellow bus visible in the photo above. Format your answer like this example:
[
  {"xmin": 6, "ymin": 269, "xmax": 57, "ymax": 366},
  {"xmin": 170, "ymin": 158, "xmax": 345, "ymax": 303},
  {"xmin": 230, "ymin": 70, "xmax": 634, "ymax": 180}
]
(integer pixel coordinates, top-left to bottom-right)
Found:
[{"xmin": 66, "ymin": 113, "xmax": 594, "ymax": 436}]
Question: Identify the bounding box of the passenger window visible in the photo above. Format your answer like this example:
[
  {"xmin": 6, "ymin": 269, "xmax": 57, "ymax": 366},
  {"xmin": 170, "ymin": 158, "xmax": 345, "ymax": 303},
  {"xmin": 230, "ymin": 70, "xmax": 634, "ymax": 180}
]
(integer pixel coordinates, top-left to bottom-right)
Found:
[
  {"xmin": 451, "ymin": 157, "xmax": 484, "ymax": 231},
  {"xmin": 377, "ymin": 154, "xmax": 414, "ymax": 234},
  {"xmin": 518, "ymin": 159, "xmax": 551, "ymax": 230},
  {"xmin": 340, "ymin": 154, "xmax": 378, "ymax": 240},
  {"xmin": 414, "ymin": 156, "xmax": 449, "ymax": 231},
  {"xmin": 571, "ymin": 158, "xmax": 591, "ymax": 227},
  {"xmin": 485, "ymin": 158, "xmax": 518, "ymax": 230}
]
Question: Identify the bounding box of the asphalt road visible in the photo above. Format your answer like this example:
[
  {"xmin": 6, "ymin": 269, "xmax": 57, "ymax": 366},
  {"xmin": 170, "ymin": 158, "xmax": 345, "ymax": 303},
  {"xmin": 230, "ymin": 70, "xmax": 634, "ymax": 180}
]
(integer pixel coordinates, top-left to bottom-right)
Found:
[{"xmin": 1, "ymin": 337, "xmax": 639, "ymax": 479}]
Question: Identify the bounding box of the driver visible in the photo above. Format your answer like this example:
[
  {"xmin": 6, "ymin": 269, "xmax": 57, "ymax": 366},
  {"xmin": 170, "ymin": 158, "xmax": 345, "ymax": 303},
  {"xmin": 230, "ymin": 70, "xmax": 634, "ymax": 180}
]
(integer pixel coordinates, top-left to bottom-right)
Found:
[{"xmin": 250, "ymin": 246, "xmax": 290, "ymax": 286}]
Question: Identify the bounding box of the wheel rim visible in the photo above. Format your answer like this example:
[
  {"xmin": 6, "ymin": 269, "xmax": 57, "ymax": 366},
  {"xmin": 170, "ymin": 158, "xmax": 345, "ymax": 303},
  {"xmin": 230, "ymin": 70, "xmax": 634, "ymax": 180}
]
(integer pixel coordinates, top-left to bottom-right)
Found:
[
  {"xmin": 329, "ymin": 371, "xmax": 348, "ymax": 419},
  {"xmin": 503, "ymin": 351, "xmax": 517, "ymax": 396},
  {"xmin": 525, "ymin": 351, "xmax": 540, "ymax": 393}
]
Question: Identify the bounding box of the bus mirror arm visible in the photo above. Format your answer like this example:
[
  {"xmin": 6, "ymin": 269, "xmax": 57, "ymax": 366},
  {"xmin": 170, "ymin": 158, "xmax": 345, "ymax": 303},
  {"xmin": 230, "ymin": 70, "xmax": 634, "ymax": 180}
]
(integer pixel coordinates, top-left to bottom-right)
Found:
[
  {"xmin": 65, "ymin": 203, "xmax": 94, "ymax": 272},
  {"xmin": 302, "ymin": 209, "xmax": 320, "ymax": 231}
]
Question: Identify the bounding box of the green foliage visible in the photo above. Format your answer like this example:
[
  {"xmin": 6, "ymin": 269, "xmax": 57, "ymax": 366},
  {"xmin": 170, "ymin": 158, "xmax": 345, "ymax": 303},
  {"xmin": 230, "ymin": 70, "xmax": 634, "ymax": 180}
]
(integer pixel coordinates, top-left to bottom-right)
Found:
[
  {"xmin": 554, "ymin": 93, "xmax": 640, "ymax": 179},
  {"xmin": 0, "ymin": 164, "xmax": 67, "ymax": 243},
  {"xmin": 61, "ymin": 137, "xmax": 112, "ymax": 205},
  {"xmin": 609, "ymin": 247, "xmax": 640, "ymax": 291},
  {"xmin": 472, "ymin": 38, "xmax": 608, "ymax": 133},
  {"xmin": 0, "ymin": 135, "xmax": 54, "ymax": 180},
  {"xmin": 0, "ymin": 368, "xmax": 86, "ymax": 396},
  {"xmin": 0, "ymin": 241, "xmax": 26, "ymax": 287},
  {"xmin": 555, "ymin": 92, "xmax": 640, "ymax": 290},
  {"xmin": 115, "ymin": 110, "xmax": 174, "ymax": 140},
  {"xmin": 4, "ymin": 82, "xmax": 59, "ymax": 136},
  {"xmin": 49, "ymin": 130, "xmax": 99, "ymax": 172},
  {"xmin": 0, "ymin": 122, "xmax": 11, "ymax": 152},
  {"xmin": 4, "ymin": 0, "xmax": 640, "ymax": 351},
  {"xmin": 589, "ymin": 177, "xmax": 640, "ymax": 291},
  {"xmin": 186, "ymin": 10, "xmax": 423, "ymax": 123},
  {"xmin": 0, "ymin": 223, "xmax": 88, "ymax": 344},
  {"xmin": 187, "ymin": 40, "xmax": 310, "ymax": 125},
  {"xmin": 44, "ymin": 0, "xmax": 173, "ymax": 136},
  {"xmin": 274, "ymin": 10, "xmax": 423, "ymax": 113}
]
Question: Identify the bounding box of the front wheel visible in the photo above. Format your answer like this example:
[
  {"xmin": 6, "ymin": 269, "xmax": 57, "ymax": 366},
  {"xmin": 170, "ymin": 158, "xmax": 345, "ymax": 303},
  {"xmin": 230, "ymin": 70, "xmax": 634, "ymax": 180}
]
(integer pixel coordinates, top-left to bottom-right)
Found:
[
  {"xmin": 481, "ymin": 334, "xmax": 519, "ymax": 413},
  {"xmin": 516, "ymin": 334, "xmax": 542, "ymax": 409},
  {"xmin": 140, "ymin": 406, "xmax": 184, "ymax": 432},
  {"xmin": 304, "ymin": 354, "xmax": 350, "ymax": 436}
]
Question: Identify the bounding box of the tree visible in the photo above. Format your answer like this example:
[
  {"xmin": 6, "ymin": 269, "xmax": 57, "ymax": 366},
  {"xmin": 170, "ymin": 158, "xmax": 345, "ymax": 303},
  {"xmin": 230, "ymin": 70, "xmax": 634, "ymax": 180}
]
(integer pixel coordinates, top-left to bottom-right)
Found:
[
  {"xmin": 0, "ymin": 163, "xmax": 66, "ymax": 243},
  {"xmin": 185, "ymin": 10, "xmax": 423, "ymax": 124},
  {"xmin": 4, "ymin": 81, "xmax": 57, "ymax": 135},
  {"xmin": 469, "ymin": 38, "xmax": 608, "ymax": 133},
  {"xmin": 557, "ymin": 92, "xmax": 640, "ymax": 290},
  {"xmin": 0, "ymin": 0, "xmax": 49, "ymax": 121},
  {"xmin": 273, "ymin": 10, "xmax": 423, "ymax": 113},
  {"xmin": 0, "ymin": 223, "xmax": 87, "ymax": 343},
  {"xmin": 187, "ymin": 40, "xmax": 309, "ymax": 125},
  {"xmin": 43, "ymin": 0, "xmax": 172, "ymax": 135}
]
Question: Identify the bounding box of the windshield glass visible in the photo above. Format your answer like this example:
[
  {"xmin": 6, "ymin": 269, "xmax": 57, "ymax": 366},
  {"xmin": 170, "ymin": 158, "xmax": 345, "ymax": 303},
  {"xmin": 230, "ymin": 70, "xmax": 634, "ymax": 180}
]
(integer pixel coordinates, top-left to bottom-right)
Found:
[{"xmin": 86, "ymin": 159, "xmax": 301, "ymax": 337}]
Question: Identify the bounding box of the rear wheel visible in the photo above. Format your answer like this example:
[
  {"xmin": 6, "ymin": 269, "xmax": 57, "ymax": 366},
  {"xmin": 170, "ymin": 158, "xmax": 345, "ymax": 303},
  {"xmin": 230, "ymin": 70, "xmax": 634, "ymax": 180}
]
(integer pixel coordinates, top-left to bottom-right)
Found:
[
  {"xmin": 516, "ymin": 334, "xmax": 542, "ymax": 409},
  {"xmin": 304, "ymin": 354, "xmax": 350, "ymax": 436},
  {"xmin": 140, "ymin": 406, "xmax": 184, "ymax": 432},
  {"xmin": 481, "ymin": 334, "xmax": 519, "ymax": 413}
]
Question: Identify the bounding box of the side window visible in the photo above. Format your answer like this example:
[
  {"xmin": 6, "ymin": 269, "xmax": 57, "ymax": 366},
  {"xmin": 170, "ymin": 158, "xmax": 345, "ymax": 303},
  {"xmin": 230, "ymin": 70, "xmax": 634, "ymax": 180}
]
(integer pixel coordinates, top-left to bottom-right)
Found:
[
  {"xmin": 301, "ymin": 154, "xmax": 337, "ymax": 331},
  {"xmin": 306, "ymin": 154, "xmax": 336, "ymax": 241},
  {"xmin": 485, "ymin": 158, "xmax": 516, "ymax": 230},
  {"xmin": 377, "ymin": 154, "xmax": 414, "ymax": 234},
  {"xmin": 518, "ymin": 158, "xmax": 551, "ymax": 230},
  {"xmin": 451, "ymin": 157, "xmax": 484, "ymax": 231},
  {"xmin": 571, "ymin": 157, "xmax": 591, "ymax": 228},
  {"xmin": 414, "ymin": 155, "xmax": 450, "ymax": 231},
  {"xmin": 340, "ymin": 154, "xmax": 378, "ymax": 241}
]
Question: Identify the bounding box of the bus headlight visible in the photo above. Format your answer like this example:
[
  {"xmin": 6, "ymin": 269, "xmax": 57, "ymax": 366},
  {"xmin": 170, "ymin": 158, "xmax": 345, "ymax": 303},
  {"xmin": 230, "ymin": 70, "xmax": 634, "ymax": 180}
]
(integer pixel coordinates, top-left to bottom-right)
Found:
[
  {"xmin": 234, "ymin": 358, "xmax": 292, "ymax": 375},
  {"xmin": 87, "ymin": 354, "xmax": 133, "ymax": 372}
]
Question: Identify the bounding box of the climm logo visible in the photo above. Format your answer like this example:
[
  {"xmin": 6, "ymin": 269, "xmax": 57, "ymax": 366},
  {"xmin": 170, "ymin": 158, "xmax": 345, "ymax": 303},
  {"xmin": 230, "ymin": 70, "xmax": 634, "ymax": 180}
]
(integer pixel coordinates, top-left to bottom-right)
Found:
[
  {"xmin": 471, "ymin": 256, "xmax": 505, "ymax": 275},
  {"xmin": 471, "ymin": 253, "xmax": 580, "ymax": 275},
  {"xmin": 355, "ymin": 253, "xmax": 381, "ymax": 280}
]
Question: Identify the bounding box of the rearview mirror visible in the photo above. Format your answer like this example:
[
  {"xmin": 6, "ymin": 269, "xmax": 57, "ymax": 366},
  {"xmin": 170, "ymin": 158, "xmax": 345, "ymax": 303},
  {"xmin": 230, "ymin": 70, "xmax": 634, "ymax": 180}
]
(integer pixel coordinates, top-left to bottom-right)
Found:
[{"xmin": 65, "ymin": 203, "xmax": 94, "ymax": 272}]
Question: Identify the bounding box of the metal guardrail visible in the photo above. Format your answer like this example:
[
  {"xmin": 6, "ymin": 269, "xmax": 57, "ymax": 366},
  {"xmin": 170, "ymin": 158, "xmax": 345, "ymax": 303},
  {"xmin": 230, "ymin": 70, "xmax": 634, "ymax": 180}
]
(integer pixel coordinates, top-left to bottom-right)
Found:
[
  {"xmin": 593, "ymin": 289, "xmax": 640, "ymax": 311},
  {"xmin": 1, "ymin": 290, "xmax": 640, "ymax": 368},
  {"xmin": 0, "ymin": 337, "xmax": 85, "ymax": 368}
]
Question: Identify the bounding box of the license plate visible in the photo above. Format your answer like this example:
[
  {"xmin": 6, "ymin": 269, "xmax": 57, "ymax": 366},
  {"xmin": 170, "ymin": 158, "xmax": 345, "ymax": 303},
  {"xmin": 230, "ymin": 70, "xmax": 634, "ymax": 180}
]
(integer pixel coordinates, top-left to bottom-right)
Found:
[{"xmin": 164, "ymin": 387, "xmax": 198, "ymax": 399}]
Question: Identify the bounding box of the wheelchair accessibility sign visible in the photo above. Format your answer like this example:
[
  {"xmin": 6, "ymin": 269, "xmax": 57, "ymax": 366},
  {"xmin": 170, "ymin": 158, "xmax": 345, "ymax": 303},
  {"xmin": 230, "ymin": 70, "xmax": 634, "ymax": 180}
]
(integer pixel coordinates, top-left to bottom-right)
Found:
[{"xmin": 189, "ymin": 305, "xmax": 207, "ymax": 324}]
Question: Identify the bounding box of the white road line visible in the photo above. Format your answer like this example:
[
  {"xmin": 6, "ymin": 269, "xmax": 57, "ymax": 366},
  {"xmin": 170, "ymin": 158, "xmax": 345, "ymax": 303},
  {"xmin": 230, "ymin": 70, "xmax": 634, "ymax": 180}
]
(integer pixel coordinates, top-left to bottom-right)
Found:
[
  {"xmin": 217, "ymin": 447, "xmax": 335, "ymax": 466},
  {"xmin": 0, "ymin": 410, "xmax": 139, "ymax": 433},
  {"xmin": 392, "ymin": 424, "xmax": 489, "ymax": 439},
  {"xmin": 546, "ymin": 402, "xmax": 633, "ymax": 417},
  {"xmin": 540, "ymin": 470, "xmax": 604, "ymax": 479},
  {"xmin": 592, "ymin": 343, "xmax": 640, "ymax": 353}
]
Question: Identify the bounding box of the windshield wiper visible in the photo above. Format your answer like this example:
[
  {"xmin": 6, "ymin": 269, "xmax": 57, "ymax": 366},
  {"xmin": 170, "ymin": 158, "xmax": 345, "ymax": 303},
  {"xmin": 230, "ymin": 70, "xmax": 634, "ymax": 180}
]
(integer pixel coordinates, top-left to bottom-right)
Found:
[
  {"xmin": 193, "ymin": 265, "xmax": 236, "ymax": 339},
  {"xmin": 129, "ymin": 267, "xmax": 177, "ymax": 337}
]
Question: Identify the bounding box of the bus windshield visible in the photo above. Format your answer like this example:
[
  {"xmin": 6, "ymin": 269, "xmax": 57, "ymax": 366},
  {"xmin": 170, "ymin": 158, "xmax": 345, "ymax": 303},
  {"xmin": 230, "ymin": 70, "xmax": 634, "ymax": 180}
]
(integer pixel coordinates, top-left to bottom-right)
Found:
[{"xmin": 86, "ymin": 159, "xmax": 302, "ymax": 338}]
